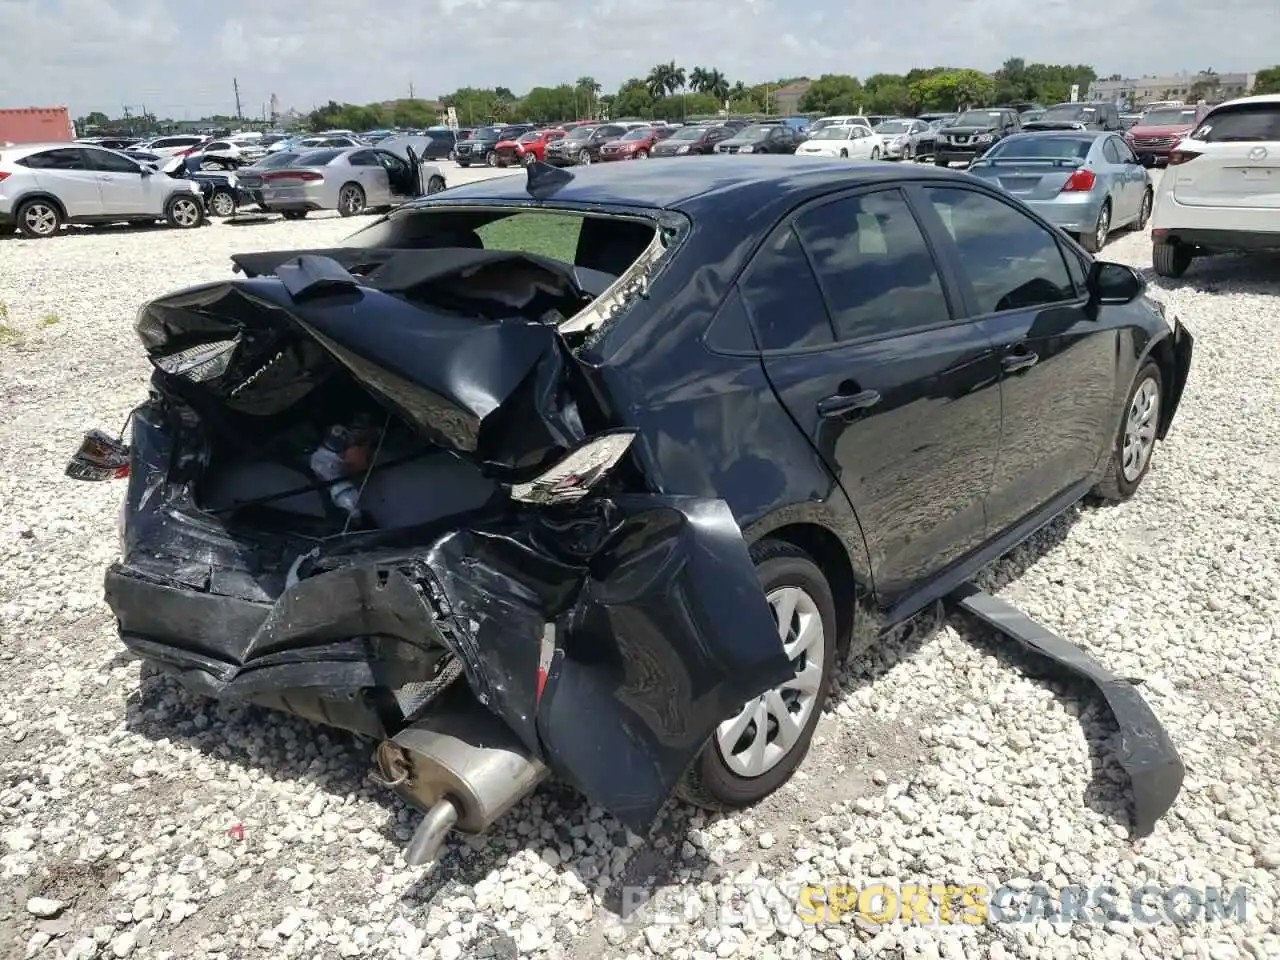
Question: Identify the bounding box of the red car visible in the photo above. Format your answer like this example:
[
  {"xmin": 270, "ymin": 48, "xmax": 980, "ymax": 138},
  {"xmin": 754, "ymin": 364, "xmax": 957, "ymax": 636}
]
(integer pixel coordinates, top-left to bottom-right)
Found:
[
  {"xmin": 599, "ymin": 126, "xmax": 677, "ymax": 161},
  {"xmin": 1125, "ymin": 104, "xmax": 1210, "ymax": 167},
  {"xmin": 493, "ymin": 128, "xmax": 565, "ymax": 167}
]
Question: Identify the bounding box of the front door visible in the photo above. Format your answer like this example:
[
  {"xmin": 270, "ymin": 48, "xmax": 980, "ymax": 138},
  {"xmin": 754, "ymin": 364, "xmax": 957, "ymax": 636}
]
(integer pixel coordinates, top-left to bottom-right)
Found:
[
  {"xmin": 751, "ymin": 186, "xmax": 1003, "ymax": 606},
  {"xmin": 912, "ymin": 184, "xmax": 1119, "ymax": 534},
  {"xmin": 346, "ymin": 150, "xmax": 391, "ymax": 206},
  {"xmin": 80, "ymin": 147, "xmax": 151, "ymax": 214},
  {"xmin": 27, "ymin": 147, "xmax": 103, "ymax": 218}
]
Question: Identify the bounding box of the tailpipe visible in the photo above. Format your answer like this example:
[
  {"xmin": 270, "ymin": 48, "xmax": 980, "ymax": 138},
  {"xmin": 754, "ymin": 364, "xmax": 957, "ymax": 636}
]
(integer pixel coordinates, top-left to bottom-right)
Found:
[{"xmin": 375, "ymin": 691, "xmax": 548, "ymax": 867}]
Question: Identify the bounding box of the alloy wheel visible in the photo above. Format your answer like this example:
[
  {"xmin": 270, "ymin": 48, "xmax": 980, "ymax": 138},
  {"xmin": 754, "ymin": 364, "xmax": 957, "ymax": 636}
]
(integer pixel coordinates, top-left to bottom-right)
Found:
[
  {"xmin": 578, "ymin": 149, "xmax": 591, "ymax": 165},
  {"xmin": 170, "ymin": 198, "xmax": 200, "ymax": 227},
  {"xmin": 1095, "ymin": 205, "xmax": 1111, "ymax": 250},
  {"xmin": 209, "ymin": 192, "xmax": 235, "ymax": 217},
  {"xmin": 714, "ymin": 585, "xmax": 826, "ymax": 778},
  {"xmin": 1122, "ymin": 377, "xmax": 1160, "ymax": 482},
  {"xmin": 340, "ymin": 186, "xmax": 364, "ymax": 215},
  {"xmin": 22, "ymin": 203, "xmax": 58, "ymax": 237}
]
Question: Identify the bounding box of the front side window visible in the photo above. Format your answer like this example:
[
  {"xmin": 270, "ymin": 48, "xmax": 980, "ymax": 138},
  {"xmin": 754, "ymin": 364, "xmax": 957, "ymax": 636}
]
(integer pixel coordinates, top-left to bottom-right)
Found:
[
  {"xmin": 924, "ymin": 187, "xmax": 1075, "ymax": 315},
  {"xmin": 794, "ymin": 190, "xmax": 950, "ymax": 341},
  {"xmin": 81, "ymin": 149, "xmax": 141, "ymax": 173}
]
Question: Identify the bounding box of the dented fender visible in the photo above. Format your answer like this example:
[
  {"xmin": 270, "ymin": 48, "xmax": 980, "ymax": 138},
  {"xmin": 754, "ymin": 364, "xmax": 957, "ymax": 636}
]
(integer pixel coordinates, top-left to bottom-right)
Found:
[{"xmin": 421, "ymin": 495, "xmax": 793, "ymax": 831}]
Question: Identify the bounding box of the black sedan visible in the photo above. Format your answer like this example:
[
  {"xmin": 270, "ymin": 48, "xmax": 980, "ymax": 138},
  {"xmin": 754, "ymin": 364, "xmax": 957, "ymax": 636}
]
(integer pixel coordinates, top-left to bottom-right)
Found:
[
  {"xmin": 715, "ymin": 122, "xmax": 803, "ymax": 154},
  {"xmin": 68, "ymin": 157, "xmax": 1192, "ymax": 863}
]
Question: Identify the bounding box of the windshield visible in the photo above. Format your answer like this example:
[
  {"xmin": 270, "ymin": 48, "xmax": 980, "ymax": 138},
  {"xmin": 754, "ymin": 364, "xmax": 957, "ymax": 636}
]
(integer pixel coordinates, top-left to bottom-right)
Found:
[
  {"xmin": 1192, "ymin": 104, "xmax": 1280, "ymax": 143},
  {"xmin": 622, "ymin": 128, "xmax": 653, "ymax": 141},
  {"xmin": 1040, "ymin": 104, "xmax": 1095, "ymax": 121},
  {"xmin": 563, "ymin": 127, "xmax": 595, "ymax": 141},
  {"xmin": 811, "ymin": 127, "xmax": 854, "ymax": 140},
  {"xmin": 517, "ymin": 132, "xmax": 543, "ymax": 143},
  {"xmin": 984, "ymin": 136, "xmax": 1093, "ymax": 161},
  {"xmin": 249, "ymin": 152, "xmax": 300, "ymax": 169},
  {"xmin": 293, "ymin": 149, "xmax": 344, "ymax": 166},
  {"xmin": 670, "ymin": 127, "xmax": 705, "ymax": 140},
  {"xmin": 473, "ymin": 127, "xmax": 501, "ymax": 139},
  {"xmin": 875, "ymin": 121, "xmax": 912, "ymax": 134},
  {"xmin": 738, "ymin": 125, "xmax": 777, "ymax": 139},
  {"xmin": 954, "ymin": 110, "xmax": 1003, "ymax": 128},
  {"xmin": 1142, "ymin": 108, "xmax": 1198, "ymax": 126}
]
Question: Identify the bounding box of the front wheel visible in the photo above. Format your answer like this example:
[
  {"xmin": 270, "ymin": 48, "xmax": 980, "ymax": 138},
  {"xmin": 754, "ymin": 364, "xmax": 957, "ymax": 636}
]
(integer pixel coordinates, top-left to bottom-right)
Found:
[
  {"xmin": 337, "ymin": 183, "xmax": 366, "ymax": 217},
  {"xmin": 1080, "ymin": 201, "xmax": 1110, "ymax": 253},
  {"xmin": 934, "ymin": 157, "xmax": 949, "ymax": 167},
  {"xmin": 164, "ymin": 194, "xmax": 204, "ymax": 229},
  {"xmin": 1152, "ymin": 240, "xmax": 1192, "ymax": 278},
  {"xmin": 634, "ymin": 149, "xmax": 648, "ymax": 159},
  {"xmin": 676, "ymin": 540, "xmax": 836, "ymax": 812},
  {"xmin": 578, "ymin": 149, "xmax": 591, "ymax": 166},
  {"xmin": 870, "ymin": 147, "xmax": 880, "ymax": 160},
  {"xmin": 281, "ymin": 210, "xmax": 308, "ymax": 221},
  {"xmin": 903, "ymin": 143, "xmax": 914, "ymax": 161},
  {"xmin": 1092, "ymin": 361, "xmax": 1163, "ymax": 502},
  {"xmin": 208, "ymin": 189, "xmax": 236, "ymax": 218},
  {"xmin": 485, "ymin": 150, "xmax": 498, "ymax": 168},
  {"xmin": 839, "ymin": 149, "xmax": 849, "ymax": 158}
]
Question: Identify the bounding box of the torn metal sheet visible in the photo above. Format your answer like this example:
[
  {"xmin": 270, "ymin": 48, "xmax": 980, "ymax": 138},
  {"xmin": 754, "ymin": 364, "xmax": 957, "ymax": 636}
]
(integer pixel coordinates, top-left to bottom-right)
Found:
[{"xmin": 949, "ymin": 582, "xmax": 1184, "ymax": 838}]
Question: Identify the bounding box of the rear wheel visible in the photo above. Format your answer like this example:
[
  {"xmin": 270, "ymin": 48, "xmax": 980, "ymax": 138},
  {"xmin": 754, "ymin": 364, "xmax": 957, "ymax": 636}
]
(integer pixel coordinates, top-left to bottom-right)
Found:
[
  {"xmin": 635, "ymin": 149, "xmax": 648, "ymax": 159},
  {"xmin": 903, "ymin": 143, "xmax": 914, "ymax": 161},
  {"xmin": 870, "ymin": 147, "xmax": 880, "ymax": 160},
  {"xmin": 1080, "ymin": 200, "xmax": 1110, "ymax": 253},
  {"xmin": 935, "ymin": 157, "xmax": 949, "ymax": 167},
  {"xmin": 338, "ymin": 183, "xmax": 366, "ymax": 217},
  {"xmin": 522, "ymin": 152, "xmax": 536, "ymax": 166},
  {"xmin": 1134, "ymin": 189, "xmax": 1153, "ymax": 231},
  {"xmin": 164, "ymin": 194, "xmax": 204, "ymax": 229},
  {"xmin": 578, "ymin": 149, "xmax": 591, "ymax": 166},
  {"xmin": 16, "ymin": 198, "xmax": 62, "ymax": 238},
  {"xmin": 1093, "ymin": 361, "xmax": 1163, "ymax": 502},
  {"xmin": 1152, "ymin": 240, "xmax": 1192, "ymax": 278},
  {"xmin": 839, "ymin": 148, "xmax": 849, "ymax": 158},
  {"xmin": 676, "ymin": 540, "xmax": 836, "ymax": 811},
  {"xmin": 457, "ymin": 160, "xmax": 470, "ymax": 168},
  {"xmin": 485, "ymin": 150, "xmax": 498, "ymax": 168},
  {"xmin": 281, "ymin": 210, "xmax": 308, "ymax": 221},
  {"xmin": 426, "ymin": 176, "xmax": 446, "ymax": 195}
]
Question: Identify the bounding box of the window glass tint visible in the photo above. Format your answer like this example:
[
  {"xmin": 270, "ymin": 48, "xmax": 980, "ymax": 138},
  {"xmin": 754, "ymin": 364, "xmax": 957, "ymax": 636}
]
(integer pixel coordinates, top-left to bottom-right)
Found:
[
  {"xmin": 82, "ymin": 149, "xmax": 140, "ymax": 173},
  {"xmin": 20, "ymin": 148, "xmax": 86, "ymax": 170},
  {"xmin": 294, "ymin": 149, "xmax": 344, "ymax": 165},
  {"xmin": 1102, "ymin": 138, "xmax": 1122, "ymax": 163},
  {"xmin": 739, "ymin": 227, "xmax": 833, "ymax": 351},
  {"xmin": 925, "ymin": 187, "xmax": 1075, "ymax": 315},
  {"xmin": 1193, "ymin": 104, "xmax": 1280, "ymax": 142},
  {"xmin": 205, "ymin": 142, "xmax": 229, "ymax": 151},
  {"xmin": 347, "ymin": 151, "xmax": 379, "ymax": 166},
  {"xmin": 794, "ymin": 191, "xmax": 950, "ymax": 341}
]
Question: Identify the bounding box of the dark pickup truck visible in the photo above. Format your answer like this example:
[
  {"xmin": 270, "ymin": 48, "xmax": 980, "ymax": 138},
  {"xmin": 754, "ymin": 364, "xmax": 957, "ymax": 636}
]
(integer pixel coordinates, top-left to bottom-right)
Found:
[
  {"xmin": 454, "ymin": 124, "xmax": 533, "ymax": 167},
  {"xmin": 1023, "ymin": 102, "xmax": 1124, "ymax": 133}
]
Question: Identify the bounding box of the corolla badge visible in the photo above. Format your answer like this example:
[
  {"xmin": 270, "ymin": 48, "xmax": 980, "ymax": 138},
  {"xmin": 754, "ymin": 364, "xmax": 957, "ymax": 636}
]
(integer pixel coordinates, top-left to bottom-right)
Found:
[{"xmin": 1249, "ymin": 146, "xmax": 1268, "ymax": 161}]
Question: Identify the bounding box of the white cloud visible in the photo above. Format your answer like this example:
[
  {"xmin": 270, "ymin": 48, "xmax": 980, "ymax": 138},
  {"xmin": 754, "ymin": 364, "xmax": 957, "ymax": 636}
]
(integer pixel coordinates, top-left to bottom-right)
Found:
[{"xmin": 3, "ymin": 0, "xmax": 1277, "ymax": 117}]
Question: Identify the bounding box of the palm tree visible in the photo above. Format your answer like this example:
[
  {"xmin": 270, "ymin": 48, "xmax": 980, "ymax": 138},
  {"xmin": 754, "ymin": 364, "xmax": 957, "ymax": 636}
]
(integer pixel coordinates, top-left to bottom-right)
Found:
[
  {"xmin": 689, "ymin": 67, "xmax": 709, "ymax": 93},
  {"xmin": 705, "ymin": 69, "xmax": 730, "ymax": 101},
  {"xmin": 666, "ymin": 62, "xmax": 687, "ymax": 97},
  {"xmin": 575, "ymin": 76, "xmax": 601, "ymax": 119},
  {"xmin": 646, "ymin": 64, "xmax": 672, "ymax": 101}
]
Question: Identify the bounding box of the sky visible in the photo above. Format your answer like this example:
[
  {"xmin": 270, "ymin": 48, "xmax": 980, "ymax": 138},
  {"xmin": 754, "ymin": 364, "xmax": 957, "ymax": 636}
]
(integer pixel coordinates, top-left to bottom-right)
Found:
[{"xmin": 4, "ymin": 0, "xmax": 1278, "ymax": 119}]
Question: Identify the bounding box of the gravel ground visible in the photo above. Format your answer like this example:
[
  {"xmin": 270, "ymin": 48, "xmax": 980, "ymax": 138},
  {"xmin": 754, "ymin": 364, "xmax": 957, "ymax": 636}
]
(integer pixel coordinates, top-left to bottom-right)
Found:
[{"xmin": 0, "ymin": 166, "xmax": 1278, "ymax": 960}]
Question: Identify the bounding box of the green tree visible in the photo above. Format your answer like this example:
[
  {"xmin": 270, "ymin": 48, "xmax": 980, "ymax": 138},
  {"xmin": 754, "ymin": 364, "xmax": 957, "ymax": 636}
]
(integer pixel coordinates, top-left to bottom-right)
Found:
[
  {"xmin": 1254, "ymin": 66, "xmax": 1280, "ymax": 95},
  {"xmin": 863, "ymin": 74, "xmax": 912, "ymax": 114},
  {"xmin": 523, "ymin": 85, "xmax": 577, "ymax": 122},
  {"xmin": 690, "ymin": 67, "xmax": 730, "ymax": 100},
  {"xmin": 392, "ymin": 99, "xmax": 437, "ymax": 127},
  {"xmin": 798, "ymin": 74, "xmax": 863, "ymax": 115},
  {"xmin": 615, "ymin": 78, "xmax": 656, "ymax": 119},
  {"xmin": 575, "ymin": 76, "xmax": 601, "ymax": 118},
  {"xmin": 1189, "ymin": 69, "xmax": 1220, "ymax": 102},
  {"xmin": 652, "ymin": 92, "xmax": 720, "ymax": 121},
  {"xmin": 908, "ymin": 69, "xmax": 996, "ymax": 111}
]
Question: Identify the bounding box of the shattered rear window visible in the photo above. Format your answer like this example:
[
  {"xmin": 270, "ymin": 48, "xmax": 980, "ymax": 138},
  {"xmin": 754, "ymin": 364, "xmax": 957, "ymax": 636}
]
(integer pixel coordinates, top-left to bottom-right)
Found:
[{"xmin": 475, "ymin": 213, "xmax": 582, "ymax": 264}]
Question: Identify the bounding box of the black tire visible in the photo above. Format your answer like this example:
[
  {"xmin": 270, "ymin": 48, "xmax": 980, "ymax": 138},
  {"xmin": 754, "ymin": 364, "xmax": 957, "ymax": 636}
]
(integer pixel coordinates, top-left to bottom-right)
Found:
[
  {"xmin": 1134, "ymin": 189, "xmax": 1153, "ymax": 231},
  {"xmin": 281, "ymin": 210, "xmax": 308, "ymax": 221},
  {"xmin": 675, "ymin": 540, "xmax": 837, "ymax": 812},
  {"xmin": 522, "ymin": 153, "xmax": 536, "ymax": 167},
  {"xmin": 635, "ymin": 149, "xmax": 648, "ymax": 159},
  {"xmin": 1080, "ymin": 200, "xmax": 1110, "ymax": 253},
  {"xmin": 426, "ymin": 176, "xmax": 446, "ymax": 195},
  {"xmin": 208, "ymin": 189, "xmax": 237, "ymax": 218},
  {"xmin": 1092, "ymin": 361, "xmax": 1163, "ymax": 502},
  {"xmin": 164, "ymin": 194, "xmax": 204, "ymax": 229},
  {"xmin": 839, "ymin": 149, "xmax": 849, "ymax": 158},
  {"xmin": 870, "ymin": 147, "xmax": 880, "ymax": 160},
  {"xmin": 337, "ymin": 183, "xmax": 365, "ymax": 217},
  {"xmin": 577, "ymin": 149, "xmax": 591, "ymax": 166},
  {"xmin": 15, "ymin": 198, "xmax": 63, "ymax": 238},
  {"xmin": 1152, "ymin": 240, "xmax": 1191, "ymax": 278},
  {"xmin": 904, "ymin": 143, "xmax": 914, "ymax": 161},
  {"xmin": 485, "ymin": 150, "xmax": 498, "ymax": 168},
  {"xmin": 457, "ymin": 161, "xmax": 470, "ymax": 168},
  {"xmin": 935, "ymin": 157, "xmax": 948, "ymax": 167}
]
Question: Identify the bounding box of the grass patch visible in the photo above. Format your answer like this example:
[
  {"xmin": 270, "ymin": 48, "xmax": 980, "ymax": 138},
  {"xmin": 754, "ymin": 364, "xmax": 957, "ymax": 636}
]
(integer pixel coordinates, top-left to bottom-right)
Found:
[
  {"xmin": 0, "ymin": 301, "xmax": 7, "ymax": 322},
  {"xmin": 475, "ymin": 212, "xmax": 582, "ymax": 264},
  {"xmin": 0, "ymin": 324, "xmax": 22, "ymax": 345},
  {"xmin": 38, "ymin": 313, "xmax": 60, "ymax": 328}
]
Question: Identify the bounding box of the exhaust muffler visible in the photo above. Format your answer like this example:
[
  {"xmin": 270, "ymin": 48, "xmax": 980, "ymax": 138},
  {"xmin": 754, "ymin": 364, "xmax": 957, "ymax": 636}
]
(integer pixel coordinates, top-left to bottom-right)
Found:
[{"xmin": 375, "ymin": 690, "xmax": 548, "ymax": 866}]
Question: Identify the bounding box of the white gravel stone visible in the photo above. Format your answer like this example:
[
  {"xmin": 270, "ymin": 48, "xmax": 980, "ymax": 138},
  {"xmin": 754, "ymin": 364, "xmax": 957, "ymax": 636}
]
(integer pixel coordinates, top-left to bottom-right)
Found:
[
  {"xmin": 0, "ymin": 169, "xmax": 1275, "ymax": 960},
  {"xmin": 25, "ymin": 897, "xmax": 65, "ymax": 918}
]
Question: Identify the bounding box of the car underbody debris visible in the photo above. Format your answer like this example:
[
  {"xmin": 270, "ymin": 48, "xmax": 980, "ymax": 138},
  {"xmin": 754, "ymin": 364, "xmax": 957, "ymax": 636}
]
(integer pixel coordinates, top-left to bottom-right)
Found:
[{"xmin": 948, "ymin": 582, "xmax": 1184, "ymax": 838}]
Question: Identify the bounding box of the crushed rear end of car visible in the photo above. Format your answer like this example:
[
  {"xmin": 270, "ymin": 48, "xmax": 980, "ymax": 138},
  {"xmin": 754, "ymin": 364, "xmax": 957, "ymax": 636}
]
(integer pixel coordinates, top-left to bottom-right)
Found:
[{"xmin": 68, "ymin": 226, "xmax": 793, "ymax": 862}]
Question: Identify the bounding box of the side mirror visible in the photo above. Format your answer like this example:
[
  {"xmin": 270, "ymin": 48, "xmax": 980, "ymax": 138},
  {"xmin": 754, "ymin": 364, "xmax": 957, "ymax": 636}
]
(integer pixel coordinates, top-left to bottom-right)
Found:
[
  {"xmin": 1087, "ymin": 261, "xmax": 1144, "ymax": 305},
  {"xmin": 140, "ymin": 166, "xmax": 152, "ymax": 176}
]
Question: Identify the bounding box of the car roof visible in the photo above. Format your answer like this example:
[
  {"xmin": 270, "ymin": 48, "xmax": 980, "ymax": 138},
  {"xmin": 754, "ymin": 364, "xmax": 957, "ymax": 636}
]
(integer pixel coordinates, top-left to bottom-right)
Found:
[{"xmin": 426, "ymin": 155, "xmax": 973, "ymax": 215}]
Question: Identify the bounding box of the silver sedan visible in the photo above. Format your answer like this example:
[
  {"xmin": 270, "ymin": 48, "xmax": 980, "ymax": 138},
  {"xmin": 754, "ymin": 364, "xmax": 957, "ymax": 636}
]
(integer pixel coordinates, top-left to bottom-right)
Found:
[{"xmin": 258, "ymin": 140, "xmax": 447, "ymax": 219}]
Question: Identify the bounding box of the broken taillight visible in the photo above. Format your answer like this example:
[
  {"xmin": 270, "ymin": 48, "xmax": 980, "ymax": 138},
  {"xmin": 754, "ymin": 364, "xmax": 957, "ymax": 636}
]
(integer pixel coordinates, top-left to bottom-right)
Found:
[
  {"xmin": 1061, "ymin": 168, "xmax": 1097, "ymax": 192},
  {"xmin": 509, "ymin": 431, "xmax": 637, "ymax": 505},
  {"xmin": 65, "ymin": 429, "xmax": 130, "ymax": 481},
  {"xmin": 1167, "ymin": 149, "xmax": 1202, "ymax": 165}
]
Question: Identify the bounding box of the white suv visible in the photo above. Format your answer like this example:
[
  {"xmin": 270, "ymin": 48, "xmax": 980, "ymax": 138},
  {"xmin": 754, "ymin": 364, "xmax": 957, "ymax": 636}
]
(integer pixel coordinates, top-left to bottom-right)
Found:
[
  {"xmin": 0, "ymin": 143, "xmax": 205, "ymax": 237},
  {"xmin": 1149, "ymin": 94, "xmax": 1280, "ymax": 277}
]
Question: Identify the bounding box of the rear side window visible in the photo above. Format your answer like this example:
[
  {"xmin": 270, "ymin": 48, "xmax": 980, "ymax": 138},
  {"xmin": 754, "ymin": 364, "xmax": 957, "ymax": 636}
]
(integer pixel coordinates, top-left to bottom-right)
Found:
[
  {"xmin": 1193, "ymin": 104, "xmax": 1280, "ymax": 143},
  {"xmin": 1102, "ymin": 139, "xmax": 1122, "ymax": 163},
  {"xmin": 347, "ymin": 151, "xmax": 380, "ymax": 166},
  {"xmin": 738, "ymin": 227, "xmax": 833, "ymax": 351},
  {"xmin": 19, "ymin": 148, "xmax": 86, "ymax": 170},
  {"xmin": 794, "ymin": 190, "xmax": 951, "ymax": 341}
]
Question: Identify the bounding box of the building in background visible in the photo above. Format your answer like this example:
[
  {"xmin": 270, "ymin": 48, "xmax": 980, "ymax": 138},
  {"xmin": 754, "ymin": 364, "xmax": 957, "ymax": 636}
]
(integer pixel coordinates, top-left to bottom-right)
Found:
[
  {"xmin": 1089, "ymin": 72, "xmax": 1256, "ymax": 108},
  {"xmin": 770, "ymin": 81, "xmax": 812, "ymax": 116}
]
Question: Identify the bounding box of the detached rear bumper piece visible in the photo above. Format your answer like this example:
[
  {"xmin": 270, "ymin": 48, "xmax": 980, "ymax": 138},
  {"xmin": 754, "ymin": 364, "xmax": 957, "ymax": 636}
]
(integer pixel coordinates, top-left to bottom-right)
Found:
[{"xmin": 949, "ymin": 583, "xmax": 1184, "ymax": 837}]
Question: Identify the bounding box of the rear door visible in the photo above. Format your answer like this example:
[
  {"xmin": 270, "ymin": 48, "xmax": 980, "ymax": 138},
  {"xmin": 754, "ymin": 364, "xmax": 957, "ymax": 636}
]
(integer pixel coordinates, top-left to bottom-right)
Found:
[
  {"xmin": 1172, "ymin": 100, "xmax": 1280, "ymax": 209},
  {"xmin": 914, "ymin": 184, "xmax": 1117, "ymax": 534},
  {"xmin": 1101, "ymin": 137, "xmax": 1138, "ymax": 219},
  {"xmin": 750, "ymin": 186, "xmax": 1003, "ymax": 605},
  {"xmin": 347, "ymin": 149, "xmax": 390, "ymax": 205},
  {"xmin": 1108, "ymin": 135, "xmax": 1149, "ymax": 219},
  {"xmin": 80, "ymin": 147, "xmax": 151, "ymax": 215},
  {"xmin": 21, "ymin": 147, "xmax": 102, "ymax": 217}
]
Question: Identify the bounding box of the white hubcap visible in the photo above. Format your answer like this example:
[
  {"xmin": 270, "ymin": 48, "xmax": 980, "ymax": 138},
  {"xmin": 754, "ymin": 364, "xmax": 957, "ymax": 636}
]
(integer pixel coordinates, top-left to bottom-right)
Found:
[
  {"xmin": 172, "ymin": 200, "xmax": 198, "ymax": 226},
  {"xmin": 1122, "ymin": 377, "xmax": 1160, "ymax": 481},
  {"xmin": 24, "ymin": 205, "xmax": 57, "ymax": 235},
  {"xmin": 715, "ymin": 586, "xmax": 825, "ymax": 778}
]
